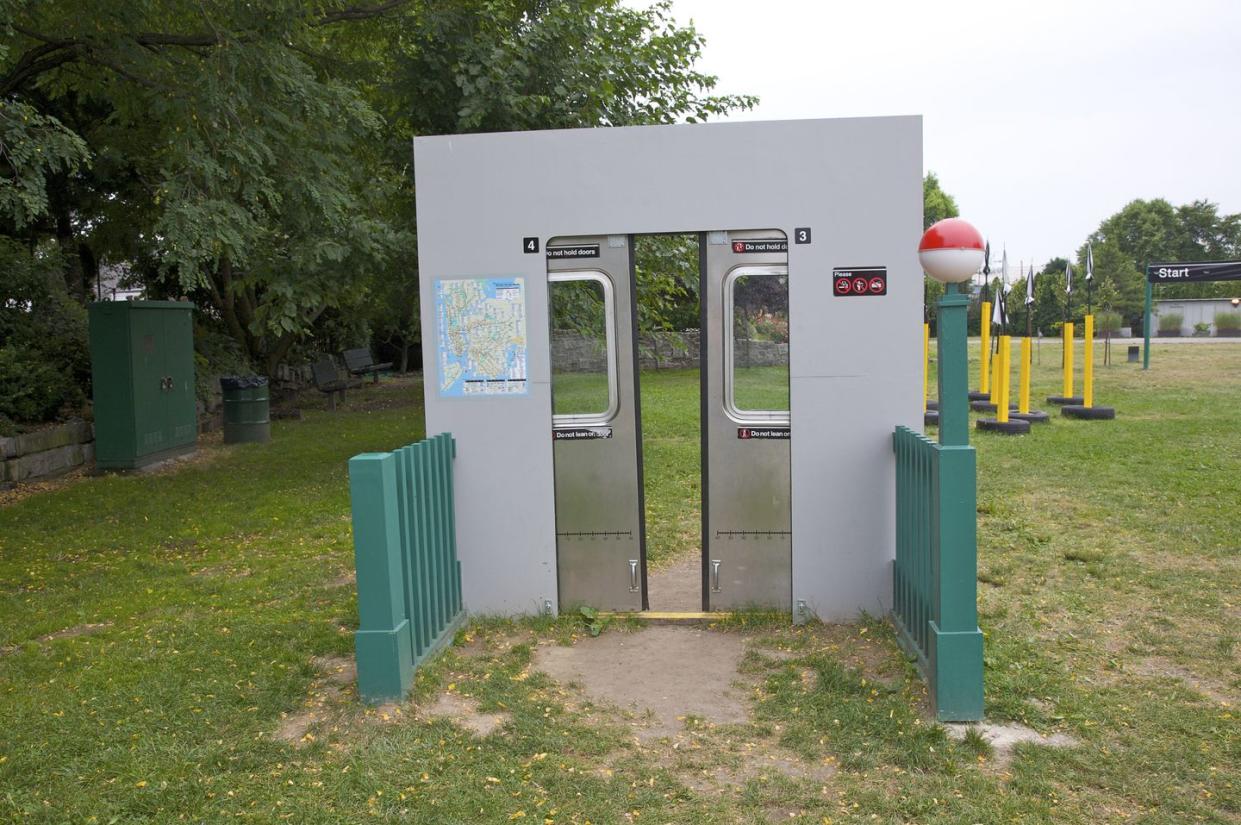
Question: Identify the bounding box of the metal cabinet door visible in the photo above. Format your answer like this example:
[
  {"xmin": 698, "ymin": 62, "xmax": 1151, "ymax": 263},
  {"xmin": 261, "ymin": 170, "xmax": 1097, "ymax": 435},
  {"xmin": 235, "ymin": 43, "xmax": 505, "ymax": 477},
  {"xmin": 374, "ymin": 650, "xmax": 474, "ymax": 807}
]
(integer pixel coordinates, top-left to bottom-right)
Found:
[
  {"xmin": 548, "ymin": 235, "xmax": 646, "ymax": 611},
  {"xmin": 163, "ymin": 307, "xmax": 198, "ymax": 447},
  {"xmin": 701, "ymin": 230, "xmax": 792, "ymax": 611},
  {"xmin": 129, "ymin": 307, "xmax": 169, "ymax": 457}
]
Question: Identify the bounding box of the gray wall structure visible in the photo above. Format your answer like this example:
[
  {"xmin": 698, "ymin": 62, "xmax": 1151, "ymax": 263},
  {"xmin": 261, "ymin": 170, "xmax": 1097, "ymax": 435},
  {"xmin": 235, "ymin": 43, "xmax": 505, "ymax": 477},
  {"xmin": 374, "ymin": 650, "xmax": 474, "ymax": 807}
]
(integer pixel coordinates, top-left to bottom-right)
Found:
[{"xmin": 414, "ymin": 117, "xmax": 923, "ymax": 620}]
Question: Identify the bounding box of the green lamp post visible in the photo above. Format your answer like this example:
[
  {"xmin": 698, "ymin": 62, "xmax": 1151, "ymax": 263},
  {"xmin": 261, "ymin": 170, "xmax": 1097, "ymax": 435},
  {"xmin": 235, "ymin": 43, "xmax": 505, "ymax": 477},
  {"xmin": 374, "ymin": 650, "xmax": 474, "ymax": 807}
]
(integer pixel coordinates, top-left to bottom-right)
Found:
[{"xmin": 917, "ymin": 218, "xmax": 986, "ymax": 719}]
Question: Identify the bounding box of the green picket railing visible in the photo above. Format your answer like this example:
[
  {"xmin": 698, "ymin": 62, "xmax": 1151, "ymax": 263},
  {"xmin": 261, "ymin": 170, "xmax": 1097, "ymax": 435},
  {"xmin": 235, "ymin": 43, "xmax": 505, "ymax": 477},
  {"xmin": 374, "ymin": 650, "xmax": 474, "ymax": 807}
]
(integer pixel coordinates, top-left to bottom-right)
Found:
[
  {"xmin": 892, "ymin": 425, "xmax": 983, "ymax": 721},
  {"xmin": 349, "ymin": 433, "xmax": 464, "ymax": 703}
]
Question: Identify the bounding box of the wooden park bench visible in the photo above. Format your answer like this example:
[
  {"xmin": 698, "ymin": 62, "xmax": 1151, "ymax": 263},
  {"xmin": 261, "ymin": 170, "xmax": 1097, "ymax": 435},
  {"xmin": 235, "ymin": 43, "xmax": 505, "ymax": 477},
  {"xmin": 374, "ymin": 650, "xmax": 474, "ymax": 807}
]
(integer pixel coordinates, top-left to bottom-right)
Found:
[
  {"xmin": 312, "ymin": 357, "xmax": 362, "ymax": 411},
  {"xmin": 341, "ymin": 347, "xmax": 393, "ymax": 384}
]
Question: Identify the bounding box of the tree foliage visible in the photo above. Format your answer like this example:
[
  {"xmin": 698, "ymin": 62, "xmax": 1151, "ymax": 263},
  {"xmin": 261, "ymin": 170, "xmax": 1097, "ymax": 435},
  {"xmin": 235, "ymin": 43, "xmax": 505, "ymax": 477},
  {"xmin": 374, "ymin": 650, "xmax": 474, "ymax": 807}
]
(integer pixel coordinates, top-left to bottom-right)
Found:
[
  {"xmin": 922, "ymin": 171, "xmax": 959, "ymax": 324},
  {"xmin": 1083, "ymin": 199, "xmax": 1241, "ymax": 314},
  {"xmin": 1, "ymin": 0, "xmax": 752, "ymax": 395}
]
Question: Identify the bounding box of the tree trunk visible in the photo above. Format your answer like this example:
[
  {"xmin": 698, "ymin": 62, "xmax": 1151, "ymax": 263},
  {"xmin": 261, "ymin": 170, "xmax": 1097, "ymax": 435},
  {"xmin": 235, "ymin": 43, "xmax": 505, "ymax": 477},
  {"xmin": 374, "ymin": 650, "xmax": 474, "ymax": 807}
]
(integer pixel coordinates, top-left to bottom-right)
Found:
[{"xmin": 54, "ymin": 209, "xmax": 87, "ymax": 302}]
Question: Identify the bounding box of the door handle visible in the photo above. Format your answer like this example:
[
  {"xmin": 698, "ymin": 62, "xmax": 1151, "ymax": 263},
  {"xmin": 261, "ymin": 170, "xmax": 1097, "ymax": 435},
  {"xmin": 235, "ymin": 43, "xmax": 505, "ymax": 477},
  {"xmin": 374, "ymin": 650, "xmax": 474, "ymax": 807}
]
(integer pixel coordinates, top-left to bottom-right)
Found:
[
  {"xmin": 711, "ymin": 559, "xmax": 721, "ymax": 593},
  {"xmin": 628, "ymin": 559, "xmax": 639, "ymax": 593}
]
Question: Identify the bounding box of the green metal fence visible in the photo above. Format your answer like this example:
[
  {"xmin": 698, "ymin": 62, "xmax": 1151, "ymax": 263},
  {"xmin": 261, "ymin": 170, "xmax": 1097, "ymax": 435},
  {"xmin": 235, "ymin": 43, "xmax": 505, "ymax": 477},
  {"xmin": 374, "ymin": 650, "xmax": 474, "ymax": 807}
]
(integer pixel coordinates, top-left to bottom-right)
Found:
[
  {"xmin": 349, "ymin": 433, "xmax": 464, "ymax": 703},
  {"xmin": 893, "ymin": 425, "xmax": 983, "ymax": 721}
]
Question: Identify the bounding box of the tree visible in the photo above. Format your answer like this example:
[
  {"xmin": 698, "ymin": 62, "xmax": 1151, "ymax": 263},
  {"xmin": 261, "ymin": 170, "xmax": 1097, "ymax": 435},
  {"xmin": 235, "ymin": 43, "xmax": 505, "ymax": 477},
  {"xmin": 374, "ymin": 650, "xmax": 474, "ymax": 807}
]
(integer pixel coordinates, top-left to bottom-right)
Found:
[
  {"xmin": 361, "ymin": 0, "xmax": 754, "ymax": 360},
  {"xmin": 923, "ymin": 172, "xmax": 958, "ymax": 230},
  {"xmin": 1084, "ymin": 198, "xmax": 1241, "ymax": 319},
  {"xmin": 1, "ymin": 1, "xmax": 754, "ymax": 382},
  {"xmin": 922, "ymin": 172, "xmax": 959, "ymax": 327}
]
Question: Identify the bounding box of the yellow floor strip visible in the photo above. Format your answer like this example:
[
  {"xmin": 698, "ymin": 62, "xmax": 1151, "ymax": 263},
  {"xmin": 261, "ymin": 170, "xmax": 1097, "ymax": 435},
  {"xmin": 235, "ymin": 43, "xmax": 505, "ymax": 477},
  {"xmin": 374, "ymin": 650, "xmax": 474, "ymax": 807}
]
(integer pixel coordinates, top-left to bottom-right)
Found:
[{"xmin": 598, "ymin": 611, "xmax": 733, "ymax": 622}]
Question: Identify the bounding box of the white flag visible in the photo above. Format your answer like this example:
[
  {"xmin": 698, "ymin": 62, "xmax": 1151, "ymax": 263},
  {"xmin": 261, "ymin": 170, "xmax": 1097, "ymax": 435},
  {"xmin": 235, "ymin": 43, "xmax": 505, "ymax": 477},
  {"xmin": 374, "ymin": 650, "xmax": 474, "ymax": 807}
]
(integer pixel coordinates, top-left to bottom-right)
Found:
[
  {"xmin": 1086, "ymin": 243, "xmax": 1094, "ymax": 282},
  {"xmin": 1025, "ymin": 265, "xmax": 1035, "ymax": 306},
  {"xmin": 1065, "ymin": 262, "xmax": 1073, "ymax": 294},
  {"xmin": 992, "ymin": 295, "xmax": 1003, "ymax": 325}
]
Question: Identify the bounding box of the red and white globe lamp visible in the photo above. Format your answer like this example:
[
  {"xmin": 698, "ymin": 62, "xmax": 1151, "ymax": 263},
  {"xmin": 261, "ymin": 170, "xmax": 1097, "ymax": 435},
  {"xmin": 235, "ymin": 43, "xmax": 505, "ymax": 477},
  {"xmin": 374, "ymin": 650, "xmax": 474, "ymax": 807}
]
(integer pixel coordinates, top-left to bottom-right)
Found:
[{"xmin": 918, "ymin": 218, "xmax": 985, "ymax": 445}]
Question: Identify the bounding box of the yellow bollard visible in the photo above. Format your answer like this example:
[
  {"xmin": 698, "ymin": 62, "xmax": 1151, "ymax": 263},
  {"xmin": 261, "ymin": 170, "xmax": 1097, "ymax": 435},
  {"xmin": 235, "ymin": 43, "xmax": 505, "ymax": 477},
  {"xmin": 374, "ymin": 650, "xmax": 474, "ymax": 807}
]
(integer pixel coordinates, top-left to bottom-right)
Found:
[
  {"xmin": 990, "ymin": 342, "xmax": 1000, "ymax": 404},
  {"xmin": 980, "ymin": 302, "xmax": 991, "ymax": 395},
  {"xmin": 1083, "ymin": 314, "xmax": 1094, "ymax": 408},
  {"xmin": 1019, "ymin": 336, "xmax": 1032, "ymax": 414},
  {"xmin": 1062, "ymin": 322, "xmax": 1075, "ymax": 399},
  {"xmin": 923, "ymin": 322, "xmax": 930, "ymax": 411},
  {"xmin": 996, "ymin": 336, "xmax": 1011, "ymax": 423}
]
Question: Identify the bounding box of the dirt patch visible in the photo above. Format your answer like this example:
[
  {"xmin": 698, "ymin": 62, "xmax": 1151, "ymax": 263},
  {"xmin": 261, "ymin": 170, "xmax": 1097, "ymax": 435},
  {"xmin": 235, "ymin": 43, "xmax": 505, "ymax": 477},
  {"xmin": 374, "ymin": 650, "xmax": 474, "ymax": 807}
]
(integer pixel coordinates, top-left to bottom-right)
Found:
[
  {"xmin": 1, "ymin": 621, "xmax": 114, "ymax": 657},
  {"xmin": 273, "ymin": 655, "xmax": 356, "ymax": 746},
  {"xmin": 191, "ymin": 565, "xmax": 253, "ymax": 580},
  {"xmin": 802, "ymin": 622, "xmax": 904, "ymax": 687},
  {"xmin": 946, "ymin": 722, "xmax": 1077, "ymax": 768},
  {"xmin": 324, "ymin": 571, "xmax": 355, "ymax": 588},
  {"xmin": 533, "ymin": 626, "xmax": 749, "ymax": 740},
  {"xmin": 647, "ymin": 552, "xmax": 702, "ymax": 612},
  {"xmin": 671, "ymin": 743, "xmax": 836, "ymax": 794},
  {"xmin": 0, "ymin": 464, "xmax": 93, "ymax": 506},
  {"xmin": 420, "ymin": 692, "xmax": 510, "ymax": 736},
  {"xmin": 1130, "ymin": 657, "xmax": 1237, "ymax": 705},
  {"xmin": 40, "ymin": 621, "xmax": 113, "ymax": 643}
]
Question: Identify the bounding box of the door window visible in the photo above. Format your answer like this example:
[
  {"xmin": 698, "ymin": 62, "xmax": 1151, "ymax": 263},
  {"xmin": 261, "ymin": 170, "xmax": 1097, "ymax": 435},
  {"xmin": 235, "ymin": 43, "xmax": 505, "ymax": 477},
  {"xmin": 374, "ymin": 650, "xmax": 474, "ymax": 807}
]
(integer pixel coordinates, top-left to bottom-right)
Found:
[
  {"xmin": 726, "ymin": 267, "xmax": 790, "ymax": 421},
  {"xmin": 549, "ymin": 272, "xmax": 618, "ymax": 424}
]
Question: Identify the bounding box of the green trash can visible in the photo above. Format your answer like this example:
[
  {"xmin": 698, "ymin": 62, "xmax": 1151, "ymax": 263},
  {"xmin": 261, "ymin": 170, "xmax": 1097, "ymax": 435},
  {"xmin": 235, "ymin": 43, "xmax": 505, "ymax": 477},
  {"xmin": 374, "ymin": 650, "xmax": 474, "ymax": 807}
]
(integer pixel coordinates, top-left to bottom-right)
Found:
[{"xmin": 220, "ymin": 376, "xmax": 271, "ymax": 444}]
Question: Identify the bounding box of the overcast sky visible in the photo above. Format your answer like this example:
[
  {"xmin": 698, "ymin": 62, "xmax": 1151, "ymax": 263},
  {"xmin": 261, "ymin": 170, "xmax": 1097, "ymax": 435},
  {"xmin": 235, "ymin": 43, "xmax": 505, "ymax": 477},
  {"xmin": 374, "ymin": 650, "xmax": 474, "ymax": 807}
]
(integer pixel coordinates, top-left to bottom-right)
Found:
[{"xmin": 655, "ymin": 0, "xmax": 1241, "ymax": 277}]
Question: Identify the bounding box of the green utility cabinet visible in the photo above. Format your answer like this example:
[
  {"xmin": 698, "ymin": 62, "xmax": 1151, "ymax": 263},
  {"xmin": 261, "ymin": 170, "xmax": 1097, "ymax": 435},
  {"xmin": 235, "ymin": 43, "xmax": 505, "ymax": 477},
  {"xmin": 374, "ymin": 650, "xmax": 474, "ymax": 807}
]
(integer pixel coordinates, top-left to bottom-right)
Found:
[{"xmin": 89, "ymin": 301, "xmax": 198, "ymax": 469}]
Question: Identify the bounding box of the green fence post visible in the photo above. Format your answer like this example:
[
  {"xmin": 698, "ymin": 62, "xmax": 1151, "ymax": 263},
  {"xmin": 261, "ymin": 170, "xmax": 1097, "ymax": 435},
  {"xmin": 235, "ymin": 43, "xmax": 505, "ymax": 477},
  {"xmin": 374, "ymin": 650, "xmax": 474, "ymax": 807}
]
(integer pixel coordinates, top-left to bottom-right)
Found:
[
  {"xmin": 931, "ymin": 281, "xmax": 984, "ymax": 721},
  {"xmin": 349, "ymin": 452, "xmax": 414, "ymax": 702},
  {"xmin": 930, "ymin": 444, "xmax": 983, "ymax": 721}
]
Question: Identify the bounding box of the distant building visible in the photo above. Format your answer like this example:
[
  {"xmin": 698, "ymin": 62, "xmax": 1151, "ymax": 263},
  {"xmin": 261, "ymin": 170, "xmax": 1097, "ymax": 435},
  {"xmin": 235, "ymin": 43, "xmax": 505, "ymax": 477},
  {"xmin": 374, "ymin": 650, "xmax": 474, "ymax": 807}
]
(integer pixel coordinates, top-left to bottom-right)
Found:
[
  {"xmin": 95, "ymin": 263, "xmax": 143, "ymax": 301},
  {"xmin": 1153, "ymin": 298, "xmax": 1241, "ymax": 335}
]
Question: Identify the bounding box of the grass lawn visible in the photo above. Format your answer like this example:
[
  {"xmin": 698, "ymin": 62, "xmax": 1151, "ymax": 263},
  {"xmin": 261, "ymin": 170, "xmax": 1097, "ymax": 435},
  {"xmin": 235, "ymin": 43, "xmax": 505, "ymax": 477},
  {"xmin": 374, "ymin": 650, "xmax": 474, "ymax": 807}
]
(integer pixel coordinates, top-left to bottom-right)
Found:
[{"xmin": 1, "ymin": 344, "xmax": 1238, "ymax": 823}]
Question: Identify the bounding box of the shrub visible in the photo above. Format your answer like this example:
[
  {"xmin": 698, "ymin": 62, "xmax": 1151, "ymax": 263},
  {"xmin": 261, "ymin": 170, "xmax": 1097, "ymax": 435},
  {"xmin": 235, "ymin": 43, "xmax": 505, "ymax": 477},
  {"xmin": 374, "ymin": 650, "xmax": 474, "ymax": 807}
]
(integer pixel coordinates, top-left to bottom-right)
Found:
[
  {"xmin": 1193, "ymin": 322, "xmax": 1211, "ymax": 337},
  {"xmin": 1158, "ymin": 312, "xmax": 1183, "ymax": 332},
  {"xmin": 0, "ymin": 344, "xmax": 80, "ymax": 423},
  {"xmin": 1214, "ymin": 311, "xmax": 1241, "ymax": 331},
  {"xmin": 1096, "ymin": 311, "xmax": 1123, "ymax": 334},
  {"xmin": 0, "ymin": 241, "xmax": 89, "ymax": 424}
]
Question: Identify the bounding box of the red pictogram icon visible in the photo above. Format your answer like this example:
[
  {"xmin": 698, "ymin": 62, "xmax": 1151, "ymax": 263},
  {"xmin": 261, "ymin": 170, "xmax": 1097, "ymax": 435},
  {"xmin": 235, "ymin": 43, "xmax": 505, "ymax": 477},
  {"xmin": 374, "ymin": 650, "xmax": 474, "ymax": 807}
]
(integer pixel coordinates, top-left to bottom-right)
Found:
[
  {"xmin": 869, "ymin": 276, "xmax": 885, "ymax": 294},
  {"xmin": 835, "ymin": 277, "xmax": 852, "ymax": 294},
  {"xmin": 852, "ymin": 277, "xmax": 868, "ymax": 294},
  {"xmin": 732, "ymin": 241, "xmax": 745, "ymax": 253}
]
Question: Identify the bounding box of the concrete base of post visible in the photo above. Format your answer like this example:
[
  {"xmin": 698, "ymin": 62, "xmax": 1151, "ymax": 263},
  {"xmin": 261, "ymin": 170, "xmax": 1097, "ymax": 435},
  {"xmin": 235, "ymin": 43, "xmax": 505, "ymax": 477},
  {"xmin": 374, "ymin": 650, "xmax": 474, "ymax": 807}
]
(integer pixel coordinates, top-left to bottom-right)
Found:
[
  {"xmin": 1046, "ymin": 395, "xmax": 1084, "ymax": 405},
  {"xmin": 1009, "ymin": 409, "xmax": 1051, "ymax": 424},
  {"xmin": 1061, "ymin": 405, "xmax": 1116, "ymax": 420},
  {"xmin": 976, "ymin": 417, "xmax": 1030, "ymax": 435}
]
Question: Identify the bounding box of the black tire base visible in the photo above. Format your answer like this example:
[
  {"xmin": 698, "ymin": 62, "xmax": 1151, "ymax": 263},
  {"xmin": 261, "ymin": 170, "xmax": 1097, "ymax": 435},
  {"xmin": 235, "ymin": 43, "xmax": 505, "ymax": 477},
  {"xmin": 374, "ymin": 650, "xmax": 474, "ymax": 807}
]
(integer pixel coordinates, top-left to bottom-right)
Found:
[
  {"xmin": 1046, "ymin": 395, "xmax": 1084, "ymax": 405},
  {"xmin": 924, "ymin": 410, "xmax": 939, "ymax": 426},
  {"xmin": 1061, "ymin": 405, "xmax": 1116, "ymax": 420},
  {"xmin": 976, "ymin": 417, "xmax": 1031, "ymax": 435},
  {"xmin": 1009, "ymin": 409, "xmax": 1051, "ymax": 423},
  {"xmin": 926, "ymin": 400, "xmax": 939, "ymax": 410},
  {"xmin": 970, "ymin": 400, "xmax": 998, "ymax": 412},
  {"xmin": 968, "ymin": 391, "xmax": 991, "ymax": 402}
]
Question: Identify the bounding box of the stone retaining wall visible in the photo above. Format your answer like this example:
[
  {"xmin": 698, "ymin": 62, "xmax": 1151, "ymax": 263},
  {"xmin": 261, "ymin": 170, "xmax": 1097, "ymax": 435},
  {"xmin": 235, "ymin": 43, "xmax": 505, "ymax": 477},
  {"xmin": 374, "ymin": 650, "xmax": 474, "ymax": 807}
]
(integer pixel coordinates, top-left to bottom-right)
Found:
[
  {"xmin": 552, "ymin": 330, "xmax": 788, "ymax": 372},
  {"xmin": 0, "ymin": 420, "xmax": 95, "ymax": 484}
]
